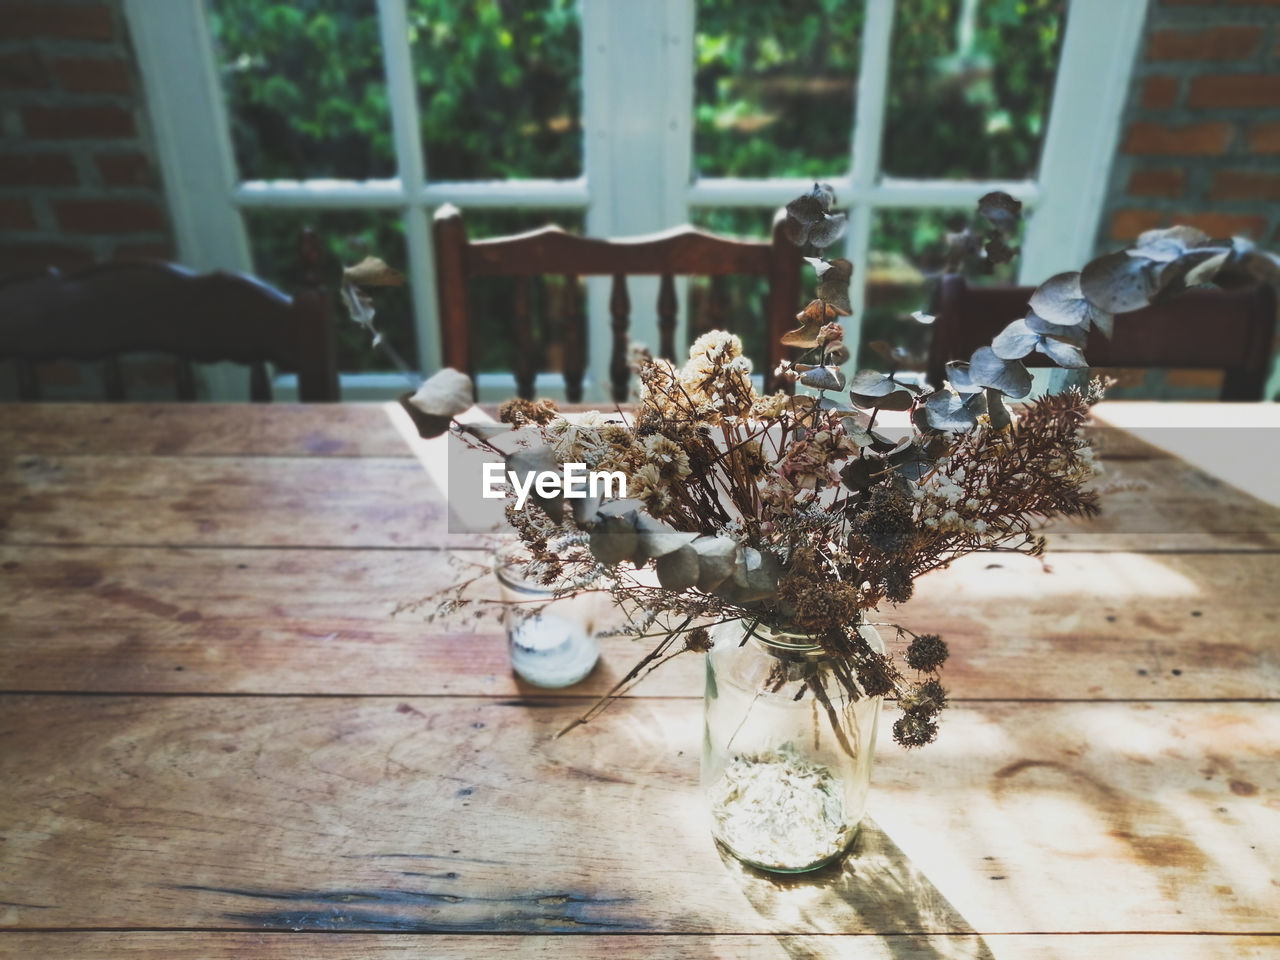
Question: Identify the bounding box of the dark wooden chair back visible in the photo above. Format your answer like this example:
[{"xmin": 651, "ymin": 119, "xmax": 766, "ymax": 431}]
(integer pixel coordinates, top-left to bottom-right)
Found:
[
  {"xmin": 433, "ymin": 205, "xmax": 803, "ymax": 401},
  {"xmin": 928, "ymin": 275, "xmax": 1277, "ymax": 401},
  {"xmin": 0, "ymin": 242, "xmax": 338, "ymax": 402}
]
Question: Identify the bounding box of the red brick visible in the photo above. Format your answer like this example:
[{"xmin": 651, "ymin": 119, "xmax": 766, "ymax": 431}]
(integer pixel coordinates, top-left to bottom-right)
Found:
[
  {"xmin": 21, "ymin": 105, "xmax": 134, "ymax": 139},
  {"xmin": 54, "ymin": 199, "xmax": 165, "ymax": 234},
  {"xmin": 0, "ymin": 152, "xmax": 78, "ymax": 187},
  {"xmin": 51, "ymin": 57, "xmax": 131, "ymax": 94},
  {"xmin": 0, "ymin": 242, "xmax": 95, "ymax": 273},
  {"xmin": 1147, "ymin": 26, "xmax": 1262, "ymax": 61},
  {"xmin": 1123, "ymin": 121, "xmax": 1232, "ymax": 155},
  {"xmin": 0, "ymin": 49, "xmax": 48, "ymax": 89},
  {"xmin": 1247, "ymin": 122, "xmax": 1280, "ymax": 153},
  {"xmin": 0, "ymin": 3, "xmax": 113, "ymax": 40},
  {"xmin": 0, "ymin": 198, "xmax": 37, "ymax": 230},
  {"xmin": 1188, "ymin": 74, "xmax": 1280, "ymax": 109},
  {"xmin": 1170, "ymin": 212, "xmax": 1268, "ymax": 238},
  {"xmin": 1126, "ymin": 168, "xmax": 1185, "ymax": 197},
  {"xmin": 1141, "ymin": 76, "xmax": 1179, "ymax": 109},
  {"xmin": 1211, "ymin": 169, "xmax": 1280, "ymax": 201},
  {"xmin": 1110, "ymin": 209, "xmax": 1166, "ymax": 240},
  {"xmin": 94, "ymin": 152, "xmax": 153, "ymax": 187},
  {"xmin": 113, "ymin": 242, "xmax": 174, "ymax": 262}
]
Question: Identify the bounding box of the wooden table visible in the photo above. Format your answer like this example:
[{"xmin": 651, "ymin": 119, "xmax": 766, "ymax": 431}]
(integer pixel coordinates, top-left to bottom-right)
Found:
[{"xmin": 0, "ymin": 401, "xmax": 1276, "ymax": 959}]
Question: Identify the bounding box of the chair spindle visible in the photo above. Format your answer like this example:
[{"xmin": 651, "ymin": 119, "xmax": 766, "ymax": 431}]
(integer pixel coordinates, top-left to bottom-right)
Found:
[
  {"xmin": 176, "ymin": 357, "xmax": 197, "ymax": 401},
  {"xmin": 562, "ymin": 274, "xmax": 585, "ymax": 403},
  {"xmin": 609, "ymin": 273, "xmax": 630, "ymax": 402},
  {"xmin": 658, "ymin": 273, "xmax": 677, "ymax": 361},
  {"xmin": 512, "ymin": 277, "xmax": 536, "ymax": 400},
  {"xmin": 249, "ymin": 361, "xmax": 272, "ymax": 402}
]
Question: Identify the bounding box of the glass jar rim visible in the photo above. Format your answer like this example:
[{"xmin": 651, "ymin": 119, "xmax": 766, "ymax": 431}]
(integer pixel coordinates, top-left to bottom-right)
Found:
[
  {"xmin": 749, "ymin": 621, "xmax": 886, "ymax": 656},
  {"xmin": 492, "ymin": 544, "xmax": 558, "ymax": 595}
]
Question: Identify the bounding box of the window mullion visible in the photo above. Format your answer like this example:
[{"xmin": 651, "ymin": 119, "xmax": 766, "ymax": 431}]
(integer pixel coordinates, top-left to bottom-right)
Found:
[
  {"xmin": 844, "ymin": 0, "xmax": 896, "ymax": 365},
  {"xmin": 377, "ymin": 0, "xmax": 440, "ymax": 374}
]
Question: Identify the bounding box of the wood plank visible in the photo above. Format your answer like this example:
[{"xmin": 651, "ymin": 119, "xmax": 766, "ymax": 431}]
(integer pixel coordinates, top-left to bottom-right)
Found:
[
  {"xmin": 0, "ymin": 404, "xmax": 414, "ymax": 458},
  {"xmin": 0, "ymin": 697, "xmax": 1275, "ymax": 934},
  {"xmin": 0, "ymin": 932, "xmax": 1275, "ymax": 960},
  {"xmin": 2, "ymin": 450, "xmax": 1276, "ymax": 551},
  {"xmin": 2, "ymin": 548, "xmax": 1276, "ymax": 699},
  {"xmin": 0, "ymin": 455, "xmax": 448, "ymax": 548}
]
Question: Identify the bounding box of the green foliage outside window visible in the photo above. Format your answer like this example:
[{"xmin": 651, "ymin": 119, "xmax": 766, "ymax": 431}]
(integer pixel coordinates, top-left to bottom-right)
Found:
[{"xmin": 208, "ymin": 0, "xmax": 1063, "ymax": 375}]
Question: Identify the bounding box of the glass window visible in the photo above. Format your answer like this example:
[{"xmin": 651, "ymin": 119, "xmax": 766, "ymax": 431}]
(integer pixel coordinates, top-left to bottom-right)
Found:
[
  {"xmin": 694, "ymin": 0, "xmax": 862, "ymax": 179},
  {"xmin": 410, "ymin": 0, "xmax": 582, "ymax": 181},
  {"xmin": 208, "ymin": 0, "xmax": 395, "ymax": 181},
  {"xmin": 881, "ymin": 0, "xmax": 1066, "ymax": 180}
]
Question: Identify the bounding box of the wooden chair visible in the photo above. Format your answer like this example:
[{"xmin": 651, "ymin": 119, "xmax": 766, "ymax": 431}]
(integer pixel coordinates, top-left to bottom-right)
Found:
[
  {"xmin": 927, "ymin": 275, "xmax": 1277, "ymax": 401},
  {"xmin": 0, "ymin": 236, "xmax": 338, "ymax": 402},
  {"xmin": 433, "ymin": 204, "xmax": 803, "ymax": 401}
]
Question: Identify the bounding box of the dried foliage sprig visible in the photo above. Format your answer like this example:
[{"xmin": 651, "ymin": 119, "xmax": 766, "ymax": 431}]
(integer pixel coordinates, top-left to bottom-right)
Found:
[{"xmin": 368, "ymin": 186, "xmax": 1279, "ymax": 749}]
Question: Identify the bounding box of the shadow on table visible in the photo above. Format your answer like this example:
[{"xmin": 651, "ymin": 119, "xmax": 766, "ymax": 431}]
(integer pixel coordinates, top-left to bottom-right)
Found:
[{"xmin": 720, "ymin": 817, "xmax": 994, "ymax": 960}]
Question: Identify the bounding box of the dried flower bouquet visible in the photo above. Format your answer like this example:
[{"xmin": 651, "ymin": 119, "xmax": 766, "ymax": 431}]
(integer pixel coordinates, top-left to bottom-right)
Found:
[{"xmin": 357, "ymin": 186, "xmax": 1280, "ymax": 749}]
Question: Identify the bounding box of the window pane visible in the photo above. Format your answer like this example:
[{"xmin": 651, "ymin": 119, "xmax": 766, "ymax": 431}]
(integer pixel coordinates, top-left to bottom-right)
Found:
[
  {"xmin": 243, "ymin": 210, "xmax": 414, "ymax": 374},
  {"xmin": 861, "ymin": 206, "xmax": 1023, "ymax": 370},
  {"xmin": 456, "ymin": 209, "xmax": 587, "ymax": 373},
  {"xmin": 411, "ymin": 1, "xmax": 582, "ymax": 181},
  {"xmin": 694, "ymin": 0, "xmax": 862, "ymax": 179},
  {"xmin": 881, "ymin": 0, "xmax": 1066, "ymax": 180},
  {"xmin": 208, "ymin": 1, "xmax": 395, "ymax": 181}
]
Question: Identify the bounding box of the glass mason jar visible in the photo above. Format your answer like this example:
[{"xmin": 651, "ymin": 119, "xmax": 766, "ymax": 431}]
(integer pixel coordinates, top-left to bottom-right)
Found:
[
  {"xmin": 701, "ymin": 619, "xmax": 885, "ymax": 873},
  {"xmin": 493, "ymin": 545, "xmax": 600, "ymax": 688}
]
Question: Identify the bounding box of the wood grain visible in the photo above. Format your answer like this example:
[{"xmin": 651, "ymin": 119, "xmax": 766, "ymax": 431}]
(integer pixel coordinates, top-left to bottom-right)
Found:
[
  {"xmin": 0, "ymin": 697, "xmax": 1275, "ymax": 935},
  {"xmin": 1, "ymin": 547, "xmax": 1276, "ymax": 699},
  {"xmin": 0, "ymin": 454, "xmax": 447, "ymax": 548},
  {"xmin": 0, "ymin": 933, "xmax": 1275, "ymax": 960},
  {"xmin": 0, "ymin": 404, "xmax": 413, "ymax": 458}
]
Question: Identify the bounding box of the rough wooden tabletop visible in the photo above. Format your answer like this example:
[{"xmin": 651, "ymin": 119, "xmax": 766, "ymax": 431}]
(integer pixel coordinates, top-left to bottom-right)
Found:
[{"xmin": 0, "ymin": 401, "xmax": 1277, "ymax": 959}]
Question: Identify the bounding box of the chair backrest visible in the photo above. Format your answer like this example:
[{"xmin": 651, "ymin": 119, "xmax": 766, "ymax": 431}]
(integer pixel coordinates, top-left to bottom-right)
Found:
[
  {"xmin": 928, "ymin": 275, "xmax": 1277, "ymax": 401},
  {"xmin": 0, "ymin": 251, "xmax": 339, "ymax": 402},
  {"xmin": 433, "ymin": 205, "xmax": 803, "ymax": 401}
]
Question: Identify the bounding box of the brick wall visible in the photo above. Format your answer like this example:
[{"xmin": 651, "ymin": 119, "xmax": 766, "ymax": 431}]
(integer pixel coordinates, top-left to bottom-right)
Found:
[
  {"xmin": 0, "ymin": 0, "xmax": 173, "ymax": 276},
  {"xmin": 1100, "ymin": 0, "xmax": 1280, "ymax": 249}
]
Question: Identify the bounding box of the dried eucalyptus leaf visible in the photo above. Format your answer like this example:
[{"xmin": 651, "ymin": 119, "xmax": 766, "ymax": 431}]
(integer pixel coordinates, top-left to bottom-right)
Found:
[
  {"xmin": 977, "ymin": 191, "xmax": 1022, "ymax": 234},
  {"xmin": 807, "ymin": 212, "xmax": 848, "ymax": 250},
  {"xmin": 506, "ymin": 445, "xmax": 565, "ymax": 522},
  {"xmin": 1028, "ymin": 271, "xmax": 1109, "ymax": 331},
  {"xmin": 408, "ymin": 368, "xmax": 474, "ymax": 420},
  {"xmin": 781, "ymin": 299, "xmax": 837, "ymax": 348},
  {"xmin": 342, "ymin": 256, "xmax": 405, "ymax": 286},
  {"xmin": 397, "ymin": 392, "xmax": 450, "ymax": 440},
  {"xmin": 910, "ymin": 310, "xmax": 936, "ymax": 325},
  {"xmin": 655, "ymin": 544, "xmax": 700, "ymax": 591},
  {"xmin": 969, "ymin": 346, "xmax": 1032, "ymax": 399},
  {"xmin": 840, "ymin": 456, "xmax": 882, "ymax": 491},
  {"xmin": 798, "ymin": 365, "xmax": 847, "ymax": 392},
  {"xmin": 1080, "ymin": 251, "xmax": 1158, "ymax": 315},
  {"xmin": 1036, "ymin": 336, "xmax": 1088, "ymax": 368},
  {"xmin": 1182, "ymin": 249, "xmax": 1230, "ymax": 288},
  {"xmin": 1132, "ymin": 225, "xmax": 1213, "ymax": 262},
  {"xmin": 944, "ymin": 360, "xmax": 981, "ymax": 395},
  {"xmin": 812, "ymin": 257, "xmax": 853, "ymax": 315},
  {"xmin": 632, "ymin": 513, "xmax": 697, "ymax": 565},
  {"xmin": 1025, "ymin": 310, "xmax": 1088, "ymax": 344},
  {"xmin": 920, "ymin": 389, "xmax": 984, "ymax": 432},
  {"xmin": 571, "ymin": 490, "xmax": 605, "ymax": 527},
  {"xmin": 589, "ymin": 512, "xmax": 638, "ymax": 566},
  {"xmin": 887, "ymin": 441, "xmax": 934, "ymax": 481},
  {"xmin": 984, "ymin": 234, "xmax": 1016, "ymax": 265},
  {"xmin": 991, "ymin": 318, "xmax": 1040, "ymax": 360},
  {"xmin": 823, "ymin": 342, "xmax": 851, "ymax": 366},
  {"xmin": 692, "ymin": 536, "xmax": 739, "ymax": 592},
  {"xmin": 847, "ymin": 370, "xmax": 897, "ymax": 396}
]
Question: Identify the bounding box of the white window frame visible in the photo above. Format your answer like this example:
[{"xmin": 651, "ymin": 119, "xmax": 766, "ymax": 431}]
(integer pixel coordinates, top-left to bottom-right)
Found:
[{"xmin": 126, "ymin": 0, "xmax": 1146, "ymax": 402}]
